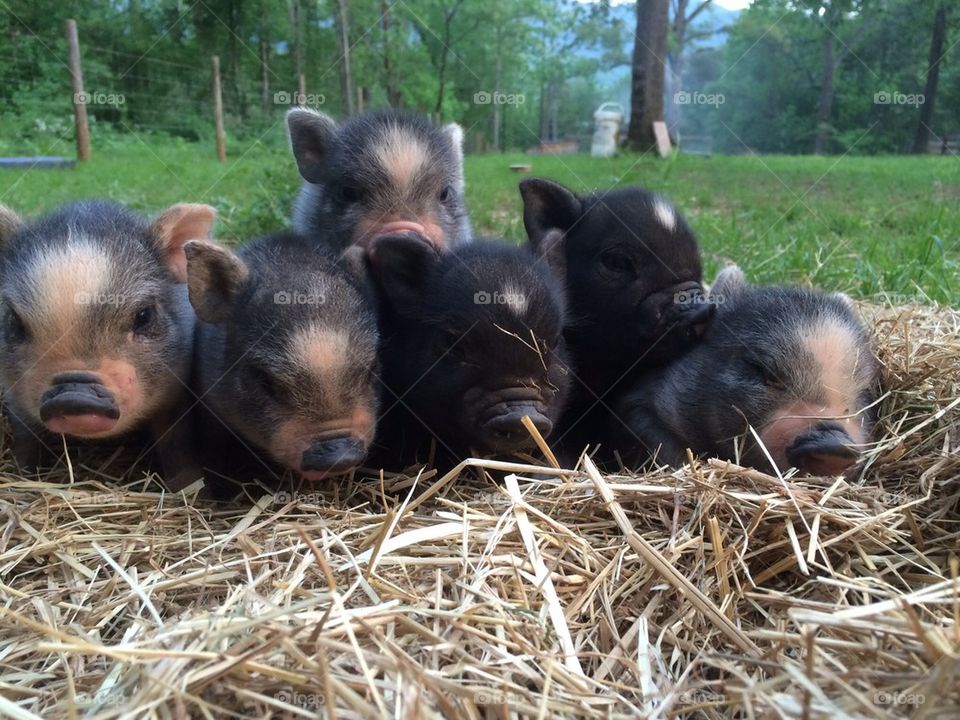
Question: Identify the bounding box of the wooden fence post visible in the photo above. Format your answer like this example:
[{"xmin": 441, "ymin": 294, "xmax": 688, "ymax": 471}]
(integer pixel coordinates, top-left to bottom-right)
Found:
[
  {"xmin": 65, "ymin": 19, "xmax": 91, "ymax": 162},
  {"xmin": 212, "ymin": 55, "xmax": 226, "ymax": 161},
  {"xmin": 298, "ymin": 72, "xmax": 306, "ymax": 105}
]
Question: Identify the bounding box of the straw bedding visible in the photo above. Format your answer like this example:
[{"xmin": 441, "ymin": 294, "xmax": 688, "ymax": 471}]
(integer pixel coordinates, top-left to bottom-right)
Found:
[{"xmin": 0, "ymin": 303, "xmax": 957, "ymax": 719}]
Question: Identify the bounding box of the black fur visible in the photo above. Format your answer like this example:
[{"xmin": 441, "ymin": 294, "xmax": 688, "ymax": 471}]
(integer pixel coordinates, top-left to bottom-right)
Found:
[
  {"xmin": 368, "ymin": 237, "xmax": 570, "ymax": 468},
  {"xmin": 519, "ymin": 178, "xmax": 713, "ymax": 461}
]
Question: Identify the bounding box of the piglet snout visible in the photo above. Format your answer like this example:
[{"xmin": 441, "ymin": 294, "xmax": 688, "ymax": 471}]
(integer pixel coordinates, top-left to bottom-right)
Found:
[
  {"xmin": 785, "ymin": 422, "xmax": 860, "ymax": 476},
  {"xmin": 40, "ymin": 372, "xmax": 120, "ymax": 436},
  {"xmin": 479, "ymin": 403, "xmax": 553, "ymax": 453},
  {"xmin": 300, "ymin": 436, "xmax": 367, "ymax": 479}
]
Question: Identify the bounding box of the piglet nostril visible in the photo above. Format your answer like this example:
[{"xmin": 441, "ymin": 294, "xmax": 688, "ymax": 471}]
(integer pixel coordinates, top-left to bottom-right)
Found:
[
  {"xmin": 301, "ymin": 436, "xmax": 367, "ymax": 475},
  {"xmin": 480, "ymin": 408, "xmax": 553, "ymax": 453},
  {"xmin": 51, "ymin": 371, "xmax": 102, "ymax": 386},
  {"xmin": 786, "ymin": 424, "xmax": 859, "ymax": 476}
]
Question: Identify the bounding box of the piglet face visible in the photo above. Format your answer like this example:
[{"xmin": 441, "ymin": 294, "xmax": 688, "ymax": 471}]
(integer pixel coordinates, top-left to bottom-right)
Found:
[
  {"xmin": 679, "ymin": 268, "xmax": 877, "ymax": 476},
  {"xmin": 288, "ymin": 108, "xmax": 469, "ymax": 251},
  {"xmin": 371, "ymin": 235, "xmax": 570, "ymax": 456},
  {"xmin": 417, "ymin": 317, "xmax": 567, "ymax": 454},
  {"xmin": 0, "ymin": 201, "xmax": 214, "ymax": 439},
  {"xmin": 186, "ymin": 235, "xmax": 380, "ymax": 480},
  {"xmin": 519, "ymin": 179, "xmax": 713, "ymax": 365},
  {"xmin": 247, "ymin": 327, "xmax": 379, "ymax": 481}
]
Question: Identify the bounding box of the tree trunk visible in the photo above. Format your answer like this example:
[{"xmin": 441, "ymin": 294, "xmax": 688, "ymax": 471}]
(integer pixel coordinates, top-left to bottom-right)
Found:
[
  {"xmin": 381, "ymin": 0, "xmax": 402, "ymax": 107},
  {"xmin": 260, "ymin": 37, "xmax": 270, "ymax": 114},
  {"xmin": 668, "ymin": 0, "xmax": 688, "ymax": 133},
  {"xmin": 291, "ymin": 0, "xmax": 304, "ymax": 99},
  {"xmin": 538, "ymin": 79, "xmax": 550, "ymax": 141},
  {"xmin": 626, "ymin": 1, "xmax": 649, "ymax": 149},
  {"xmin": 493, "ymin": 46, "xmax": 503, "ymax": 151},
  {"xmin": 335, "ymin": 0, "xmax": 355, "ymax": 115},
  {"xmin": 814, "ymin": 32, "xmax": 835, "ymax": 154},
  {"xmin": 627, "ymin": 0, "xmax": 668, "ymax": 151},
  {"xmin": 911, "ymin": 3, "xmax": 947, "ymax": 154}
]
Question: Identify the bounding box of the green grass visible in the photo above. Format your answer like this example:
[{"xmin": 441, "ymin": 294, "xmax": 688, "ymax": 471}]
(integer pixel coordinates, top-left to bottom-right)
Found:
[{"xmin": 2, "ymin": 133, "xmax": 958, "ymax": 303}]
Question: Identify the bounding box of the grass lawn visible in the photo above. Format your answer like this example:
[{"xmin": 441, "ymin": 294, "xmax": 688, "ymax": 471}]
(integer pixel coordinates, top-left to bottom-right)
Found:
[{"xmin": 2, "ymin": 133, "xmax": 958, "ymax": 303}]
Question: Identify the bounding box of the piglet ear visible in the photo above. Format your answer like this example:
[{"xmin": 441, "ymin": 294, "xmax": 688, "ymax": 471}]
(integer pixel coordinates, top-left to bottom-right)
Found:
[
  {"xmin": 368, "ymin": 235, "xmax": 439, "ymax": 309},
  {"xmin": 150, "ymin": 203, "xmax": 217, "ymax": 283},
  {"xmin": 287, "ymin": 107, "xmax": 338, "ymax": 184},
  {"xmin": 709, "ymin": 264, "xmax": 747, "ymax": 302},
  {"xmin": 830, "ymin": 291, "xmax": 856, "ymax": 312},
  {"xmin": 339, "ymin": 245, "xmax": 369, "ymax": 284},
  {"xmin": 0, "ymin": 204, "xmax": 24, "ymax": 252},
  {"xmin": 184, "ymin": 240, "xmax": 249, "ymax": 324},
  {"xmin": 442, "ymin": 122, "xmax": 465, "ymax": 190},
  {"xmin": 518, "ymin": 177, "xmax": 581, "ymax": 251},
  {"xmin": 537, "ymin": 228, "xmax": 566, "ymax": 285}
]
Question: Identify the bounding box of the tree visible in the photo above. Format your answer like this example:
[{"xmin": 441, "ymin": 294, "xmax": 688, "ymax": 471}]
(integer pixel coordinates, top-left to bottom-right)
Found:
[
  {"xmin": 911, "ymin": 3, "xmax": 948, "ymax": 153},
  {"xmin": 626, "ymin": 0, "xmax": 669, "ymax": 151},
  {"xmin": 334, "ymin": 0, "xmax": 355, "ymax": 115},
  {"xmin": 810, "ymin": 0, "xmax": 873, "ymax": 154},
  {"xmin": 669, "ymin": 1, "xmax": 712, "ymax": 99},
  {"xmin": 409, "ymin": 0, "xmax": 467, "ymax": 119}
]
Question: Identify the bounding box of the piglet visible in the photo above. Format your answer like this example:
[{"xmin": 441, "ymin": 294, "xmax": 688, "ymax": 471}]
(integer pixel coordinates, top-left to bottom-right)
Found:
[
  {"xmin": 287, "ymin": 108, "xmax": 471, "ymax": 252},
  {"xmin": 519, "ymin": 178, "xmax": 714, "ymax": 459},
  {"xmin": 611, "ymin": 266, "xmax": 878, "ymax": 476},
  {"xmin": 368, "ymin": 235, "xmax": 569, "ymax": 468},
  {"xmin": 0, "ymin": 200, "xmax": 216, "ymax": 490},
  {"xmin": 185, "ymin": 232, "xmax": 380, "ymax": 489}
]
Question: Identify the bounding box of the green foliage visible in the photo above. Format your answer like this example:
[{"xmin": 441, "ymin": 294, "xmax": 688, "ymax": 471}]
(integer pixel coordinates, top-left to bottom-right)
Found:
[
  {"xmin": 682, "ymin": 0, "xmax": 959, "ymax": 154},
  {"xmin": 0, "ymin": 0, "xmax": 628, "ymax": 154}
]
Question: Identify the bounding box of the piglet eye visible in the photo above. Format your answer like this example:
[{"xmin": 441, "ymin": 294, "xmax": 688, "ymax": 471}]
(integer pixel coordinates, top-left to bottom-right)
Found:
[
  {"xmin": 249, "ymin": 366, "xmax": 280, "ymax": 398},
  {"xmin": 435, "ymin": 329, "xmax": 466, "ymax": 361},
  {"xmin": 600, "ymin": 250, "xmax": 633, "ymax": 275},
  {"xmin": 6, "ymin": 306, "xmax": 27, "ymax": 342},
  {"xmin": 341, "ymin": 185, "xmax": 363, "ymax": 203},
  {"xmin": 746, "ymin": 357, "xmax": 785, "ymax": 390},
  {"xmin": 132, "ymin": 304, "xmax": 156, "ymax": 334}
]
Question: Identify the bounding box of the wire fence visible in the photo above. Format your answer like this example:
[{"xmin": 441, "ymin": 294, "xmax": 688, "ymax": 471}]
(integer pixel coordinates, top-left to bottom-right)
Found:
[{"xmin": 0, "ymin": 22, "xmax": 333, "ymax": 161}]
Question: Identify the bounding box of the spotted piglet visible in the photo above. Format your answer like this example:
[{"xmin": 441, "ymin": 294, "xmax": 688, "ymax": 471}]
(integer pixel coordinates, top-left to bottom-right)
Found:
[
  {"xmin": 612, "ymin": 266, "xmax": 879, "ymax": 476},
  {"xmin": 287, "ymin": 108, "xmax": 471, "ymax": 252},
  {"xmin": 0, "ymin": 200, "xmax": 216, "ymax": 489},
  {"xmin": 185, "ymin": 232, "xmax": 380, "ymax": 492},
  {"xmin": 518, "ymin": 178, "xmax": 715, "ymax": 460}
]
